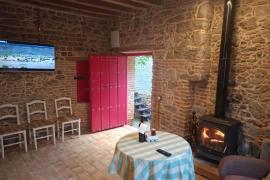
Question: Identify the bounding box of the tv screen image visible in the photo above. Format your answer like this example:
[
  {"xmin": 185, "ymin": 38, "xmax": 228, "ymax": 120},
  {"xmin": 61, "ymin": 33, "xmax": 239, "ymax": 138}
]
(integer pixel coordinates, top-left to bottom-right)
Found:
[{"xmin": 0, "ymin": 40, "xmax": 55, "ymax": 71}]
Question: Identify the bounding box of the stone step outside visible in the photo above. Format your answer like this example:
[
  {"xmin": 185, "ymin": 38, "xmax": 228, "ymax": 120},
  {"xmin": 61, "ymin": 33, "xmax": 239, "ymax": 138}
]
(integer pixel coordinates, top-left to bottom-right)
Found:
[
  {"xmin": 137, "ymin": 107, "xmax": 150, "ymax": 112},
  {"xmin": 134, "ymin": 96, "xmax": 141, "ymax": 100},
  {"xmin": 140, "ymin": 113, "xmax": 151, "ymax": 118},
  {"xmin": 134, "ymin": 102, "xmax": 143, "ymax": 106}
]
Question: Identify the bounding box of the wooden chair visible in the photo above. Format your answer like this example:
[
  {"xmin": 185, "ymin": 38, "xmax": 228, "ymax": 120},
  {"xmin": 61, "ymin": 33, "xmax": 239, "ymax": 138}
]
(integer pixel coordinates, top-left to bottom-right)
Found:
[
  {"xmin": 0, "ymin": 104, "xmax": 27, "ymax": 159},
  {"xmin": 55, "ymin": 97, "xmax": 81, "ymax": 142},
  {"xmin": 26, "ymin": 100, "xmax": 56, "ymax": 150}
]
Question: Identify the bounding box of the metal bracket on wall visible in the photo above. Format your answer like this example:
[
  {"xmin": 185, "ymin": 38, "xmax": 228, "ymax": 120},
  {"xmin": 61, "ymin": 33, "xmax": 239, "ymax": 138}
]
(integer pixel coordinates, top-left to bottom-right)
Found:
[{"xmin": 74, "ymin": 76, "xmax": 85, "ymax": 80}]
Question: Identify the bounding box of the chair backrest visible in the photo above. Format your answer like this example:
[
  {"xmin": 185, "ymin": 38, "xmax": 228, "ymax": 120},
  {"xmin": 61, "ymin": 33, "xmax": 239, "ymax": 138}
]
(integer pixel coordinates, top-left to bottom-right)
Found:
[
  {"xmin": 0, "ymin": 104, "xmax": 20, "ymax": 125},
  {"xmin": 26, "ymin": 100, "xmax": 48, "ymax": 123},
  {"xmin": 55, "ymin": 97, "xmax": 73, "ymax": 118}
]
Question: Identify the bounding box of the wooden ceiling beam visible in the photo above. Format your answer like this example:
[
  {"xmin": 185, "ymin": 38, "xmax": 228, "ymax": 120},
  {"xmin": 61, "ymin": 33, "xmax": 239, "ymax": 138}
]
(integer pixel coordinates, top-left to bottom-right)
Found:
[
  {"xmin": 13, "ymin": 0, "xmax": 123, "ymax": 16},
  {"xmin": 38, "ymin": 0, "xmax": 122, "ymax": 16},
  {"xmin": 101, "ymin": 0, "xmax": 149, "ymax": 10},
  {"xmin": 65, "ymin": 0, "xmax": 137, "ymax": 13},
  {"xmin": 9, "ymin": 0, "xmax": 111, "ymax": 18},
  {"xmin": 130, "ymin": 0, "xmax": 164, "ymax": 7}
]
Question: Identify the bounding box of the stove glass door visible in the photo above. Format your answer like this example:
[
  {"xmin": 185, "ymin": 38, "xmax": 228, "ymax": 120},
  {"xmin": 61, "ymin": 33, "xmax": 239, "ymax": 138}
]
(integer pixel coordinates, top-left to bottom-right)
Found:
[{"xmin": 200, "ymin": 127, "xmax": 225, "ymax": 152}]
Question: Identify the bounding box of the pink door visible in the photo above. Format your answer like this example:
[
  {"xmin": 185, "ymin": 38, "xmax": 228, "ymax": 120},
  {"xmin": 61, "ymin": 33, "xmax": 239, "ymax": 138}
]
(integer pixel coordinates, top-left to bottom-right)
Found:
[
  {"xmin": 117, "ymin": 56, "xmax": 127, "ymax": 126},
  {"xmin": 90, "ymin": 55, "xmax": 127, "ymax": 132},
  {"xmin": 90, "ymin": 56, "xmax": 101, "ymax": 132},
  {"xmin": 100, "ymin": 57, "xmax": 110, "ymax": 87},
  {"xmin": 109, "ymin": 56, "xmax": 118, "ymax": 128},
  {"xmin": 100, "ymin": 57, "xmax": 110, "ymax": 130},
  {"xmin": 109, "ymin": 56, "xmax": 118, "ymax": 86},
  {"xmin": 101, "ymin": 86, "xmax": 110, "ymax": 130}
]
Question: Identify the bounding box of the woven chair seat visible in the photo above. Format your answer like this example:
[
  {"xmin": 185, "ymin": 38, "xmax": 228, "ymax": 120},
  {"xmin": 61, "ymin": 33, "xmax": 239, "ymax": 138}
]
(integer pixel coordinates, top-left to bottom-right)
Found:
[
  {"xmin": 28, "ymin": 119, "xmax": 55, "ymax": 129},
  {"xmin": 0, "ymin": 124, "xmax": 27, "ymax": 134},
  {"xmin": 57, "ymin": 115, "xmax": 80, "ymax": 123}
]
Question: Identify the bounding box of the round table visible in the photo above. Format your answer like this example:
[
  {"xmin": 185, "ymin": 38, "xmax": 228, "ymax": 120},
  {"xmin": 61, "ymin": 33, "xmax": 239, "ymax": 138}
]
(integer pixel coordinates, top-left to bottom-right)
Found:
[{"xmin": 109, "ymin": 131, "xmax": 195, "ymax": 180}]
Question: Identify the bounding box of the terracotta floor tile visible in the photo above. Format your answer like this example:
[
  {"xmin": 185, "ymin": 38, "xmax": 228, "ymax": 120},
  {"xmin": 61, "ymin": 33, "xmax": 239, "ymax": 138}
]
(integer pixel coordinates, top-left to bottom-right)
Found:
[
  {"xmin": 0, "ymin": 126, "xmax": 134, "ymax": 180},
  {"xmin": 0, "ymin": 125, "xmax": 208, "ymax": 179}
]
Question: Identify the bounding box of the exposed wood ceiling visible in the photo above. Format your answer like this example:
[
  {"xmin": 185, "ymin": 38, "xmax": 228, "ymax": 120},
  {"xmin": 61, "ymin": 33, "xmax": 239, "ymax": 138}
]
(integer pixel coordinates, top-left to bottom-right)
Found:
[{"xmin": 9, "ymin": 0, "xmax": 164, "ymax": 18}]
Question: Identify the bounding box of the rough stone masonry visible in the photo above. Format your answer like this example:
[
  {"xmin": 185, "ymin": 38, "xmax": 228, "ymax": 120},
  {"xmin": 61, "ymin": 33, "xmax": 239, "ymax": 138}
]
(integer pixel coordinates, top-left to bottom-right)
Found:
[{"xmin": 117, "ymin": 0, "xmax": 270, "ymax": 149}]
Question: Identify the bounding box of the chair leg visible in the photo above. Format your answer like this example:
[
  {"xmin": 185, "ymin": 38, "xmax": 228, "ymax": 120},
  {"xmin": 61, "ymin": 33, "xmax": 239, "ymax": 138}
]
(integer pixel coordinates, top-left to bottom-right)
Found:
[
  {"xmin": 62, "ymin": 123, "xmax": 65, "ymax": 142},
  {"xmin": 29, "ymin": 129, "xmax": 32, "ymax": 145},
  {"xmin": 1, "ymin": 136, "xmax": 4, "ymax": 159},
  {"xmin": 78, "ymin": 120, "xmax": 81, "ymax": 137},
  {"xmin": 19, "ymin": 134, "xmax": 22, "ymax": 148},
  {"xmin": 71, "ymin": 123, "xmax": 74, "ymax": 135},
  {"xmin": 47, "ymin": 128, "xmax": 50, "ymax": 141},
  {"xmin": 23, "ymin": 131, "xmax": 28, "ymax": 153},
  {"xmin": 52, "ymin": 126, "xmax": 56, "ymax": 145},
  {"xmin": 57, "ymin": 122, "xmax": 60, "ymax": 139},
  {"xmin": 33, "ymin": 129, "xmax": 37, "ymax": 151}
]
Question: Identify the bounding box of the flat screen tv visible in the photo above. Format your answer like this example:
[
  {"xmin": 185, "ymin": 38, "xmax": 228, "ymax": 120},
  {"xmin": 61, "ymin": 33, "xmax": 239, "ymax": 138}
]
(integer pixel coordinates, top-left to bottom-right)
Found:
[{"xmin": 0, "ymin": 40, "xmax": 55, "ymax": 72}]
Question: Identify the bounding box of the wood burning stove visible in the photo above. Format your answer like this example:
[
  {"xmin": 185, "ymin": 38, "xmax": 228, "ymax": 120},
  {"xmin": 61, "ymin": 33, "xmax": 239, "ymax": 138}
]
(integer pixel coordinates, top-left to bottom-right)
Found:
[
  {"xmin": 195, "ymin": 0, "xmax": 241, "ymax": 162},
  {"xmin": 197, "ymin": 115, "xmax": 240, "ymax": 161}
]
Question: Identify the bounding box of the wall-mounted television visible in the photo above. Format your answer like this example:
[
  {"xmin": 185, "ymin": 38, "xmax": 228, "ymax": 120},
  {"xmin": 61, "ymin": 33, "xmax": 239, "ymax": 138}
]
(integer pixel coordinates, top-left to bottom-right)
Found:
[{"xmin": 0, "ymin": 40, "xmax": 55, "ymax": 72}]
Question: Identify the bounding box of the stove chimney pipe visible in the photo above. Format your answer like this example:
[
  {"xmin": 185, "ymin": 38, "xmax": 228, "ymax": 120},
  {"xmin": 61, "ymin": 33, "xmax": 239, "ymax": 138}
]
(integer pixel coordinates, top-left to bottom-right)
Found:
[{"xmin": 215, "ymin": 0, "xmax": 235, "ymax": 118}]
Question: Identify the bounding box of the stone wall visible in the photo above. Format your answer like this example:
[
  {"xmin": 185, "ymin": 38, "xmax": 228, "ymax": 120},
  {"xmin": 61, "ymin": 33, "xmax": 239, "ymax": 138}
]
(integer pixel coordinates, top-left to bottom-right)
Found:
[
  {"xmin": 117, "ymin": 0, "xmax": 214, "ymax": 137},
  {"xmin": 227, "ymin": 0, "xmax": 270, "ymax": 146},
  {"xmin": 0, "ymin": 1, "xmax": 113, "ymax": 132},
  {"xmin": 117, "ymin": 0, "xmax": 270, "ymax": 147}
]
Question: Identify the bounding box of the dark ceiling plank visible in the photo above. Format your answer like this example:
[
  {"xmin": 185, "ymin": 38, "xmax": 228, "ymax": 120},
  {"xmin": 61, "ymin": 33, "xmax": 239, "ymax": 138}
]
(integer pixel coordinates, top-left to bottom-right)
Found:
[
  {"xmin": 101, "ymin": 0, "xmax": 149, "ymax": 10},
  {"xmin": 10, "ymin": 0, "xmax": 111, "ymax": 18},
  {"xmin": 66, "ymin": 0, "xmax": 137, "ymax": 13},
  {"xmin": 11, "ymin": 0, "xmax": 122, "ymax": 16},
  {"xmin": 130, "ymin": 0, "xmax": 164, "ymax": 7},
  {"xmin": 35, "ymin": 0, "xmax": 122, "ymax": 16}
]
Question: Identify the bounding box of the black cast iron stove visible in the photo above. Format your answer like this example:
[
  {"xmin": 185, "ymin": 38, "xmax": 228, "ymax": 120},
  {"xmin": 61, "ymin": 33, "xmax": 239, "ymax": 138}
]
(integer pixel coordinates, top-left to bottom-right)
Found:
[{"xmin": 197, "ymin": 115, "xmax": 240, "ymax": 161}]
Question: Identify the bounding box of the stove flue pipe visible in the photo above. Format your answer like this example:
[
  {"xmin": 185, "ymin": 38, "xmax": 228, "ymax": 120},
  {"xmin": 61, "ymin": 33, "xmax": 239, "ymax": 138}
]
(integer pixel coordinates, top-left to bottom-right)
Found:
[{"xmin": 215, "ymin": 0, "xmax": 235, "ymax": 118}]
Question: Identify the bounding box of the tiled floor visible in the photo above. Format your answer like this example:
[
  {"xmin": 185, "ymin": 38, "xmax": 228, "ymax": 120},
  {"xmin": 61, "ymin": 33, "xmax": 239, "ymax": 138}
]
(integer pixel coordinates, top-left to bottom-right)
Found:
[{"xmin": 0, "ymin": 126, "xmax": 207, "ymax": 180}]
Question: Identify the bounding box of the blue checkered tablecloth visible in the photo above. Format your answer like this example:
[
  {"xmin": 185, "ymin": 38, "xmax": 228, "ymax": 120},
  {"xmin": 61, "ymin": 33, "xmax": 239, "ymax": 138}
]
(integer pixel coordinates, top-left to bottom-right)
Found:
[{"xmin": 109, "ymin": 132, "xmax": 195, "ymax": 180}]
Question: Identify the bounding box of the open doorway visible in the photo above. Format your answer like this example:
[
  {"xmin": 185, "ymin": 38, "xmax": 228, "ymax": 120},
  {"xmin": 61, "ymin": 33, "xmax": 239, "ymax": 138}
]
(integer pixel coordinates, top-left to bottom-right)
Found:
[{"xmin": 127, "ymin": 55, "xmax": 153, "ymax": 130}]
